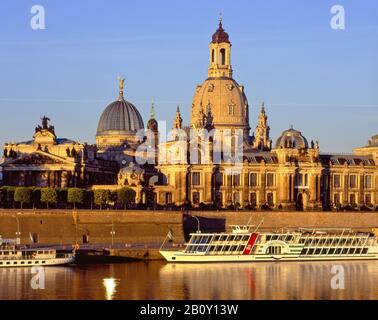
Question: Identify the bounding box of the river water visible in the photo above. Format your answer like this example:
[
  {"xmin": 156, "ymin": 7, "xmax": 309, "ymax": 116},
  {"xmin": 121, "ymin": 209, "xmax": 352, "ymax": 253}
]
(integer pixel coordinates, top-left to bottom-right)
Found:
[{"xmin": 0, "ymin": 260, "xmax": 377, "ymax": 300}]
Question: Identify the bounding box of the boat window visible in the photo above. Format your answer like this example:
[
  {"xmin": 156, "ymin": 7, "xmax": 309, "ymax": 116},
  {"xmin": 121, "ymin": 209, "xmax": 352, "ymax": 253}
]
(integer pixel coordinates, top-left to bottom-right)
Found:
[
  {"xmin": 192, "ymin": 236, "xmax": 201, "ymax": 244},
  {"xmin": 200, "ymin": 236, "xmax": 211, "ymax": 244},
  {"xmin": 242, "ymin": 235, "xmax": 250, "ymax": 241},
  {"xmin": 267, "ymin": 246, "xmax": 281, "ymax": 255},
  {"xmin": 220, "ymin": 235, "xmax": 228, "ymax": 241}
]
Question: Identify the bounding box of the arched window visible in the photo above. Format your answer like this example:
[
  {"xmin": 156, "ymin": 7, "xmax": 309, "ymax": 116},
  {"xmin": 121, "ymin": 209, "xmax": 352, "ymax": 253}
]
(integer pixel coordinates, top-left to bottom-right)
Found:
[
  {"xmin": 211, "ymin": 49, "xmax": 215, "ymax": 63},
  {"xmin": 220, "ymin": 48, "xmax": 226, "ymax": 65}
]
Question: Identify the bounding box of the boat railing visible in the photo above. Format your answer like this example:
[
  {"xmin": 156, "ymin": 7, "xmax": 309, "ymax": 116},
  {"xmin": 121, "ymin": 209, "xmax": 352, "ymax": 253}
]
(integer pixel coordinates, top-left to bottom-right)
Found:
[
  {"xmin": 0, "ymin": 252, "xmax": 73, "ymax": 260},
  {"xmin": 298, "ymin": 228, "xmax": 355, "ymax": 234},
  {"xmin": 230, "ymin": 225, "xmax": 253, "ymax": 233}
]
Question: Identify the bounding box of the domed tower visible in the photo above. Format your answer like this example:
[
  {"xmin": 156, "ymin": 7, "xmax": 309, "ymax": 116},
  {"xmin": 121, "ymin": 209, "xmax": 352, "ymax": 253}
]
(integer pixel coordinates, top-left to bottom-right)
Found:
[
  {"xmin": 96, "ymin": 77, "xmax": 144, "ymax": 150},
  {"xmin": 190, "ymin": 17, "xmax": 250, "ymax": 137},
  {"xmin": 275, "ymin": 126, "xmax": 309, "ymax": 149}
]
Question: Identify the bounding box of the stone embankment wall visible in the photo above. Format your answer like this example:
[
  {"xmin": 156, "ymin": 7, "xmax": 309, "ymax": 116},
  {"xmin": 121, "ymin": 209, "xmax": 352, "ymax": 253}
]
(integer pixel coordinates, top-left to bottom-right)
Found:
[{"xmin": 0, "ymin": 209, "xmax": 377, "ymax": 245}]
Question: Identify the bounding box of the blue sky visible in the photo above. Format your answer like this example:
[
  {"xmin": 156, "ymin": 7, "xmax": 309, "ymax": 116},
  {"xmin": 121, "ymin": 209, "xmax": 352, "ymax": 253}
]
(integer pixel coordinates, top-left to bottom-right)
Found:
[{"xmin": 0, "ymin": 0, "xmax": 377, "ymax": 152}]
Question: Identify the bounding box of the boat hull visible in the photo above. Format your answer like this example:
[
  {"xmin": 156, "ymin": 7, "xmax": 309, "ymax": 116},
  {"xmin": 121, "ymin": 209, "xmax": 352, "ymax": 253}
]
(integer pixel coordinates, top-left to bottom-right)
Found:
[
  {"xmin": 159, "ymin": 250, "xmax": 378, "ymax": 263},
  {"xmin": 0, "ymin": 256, "xmax": 75, "ymax": 268}
]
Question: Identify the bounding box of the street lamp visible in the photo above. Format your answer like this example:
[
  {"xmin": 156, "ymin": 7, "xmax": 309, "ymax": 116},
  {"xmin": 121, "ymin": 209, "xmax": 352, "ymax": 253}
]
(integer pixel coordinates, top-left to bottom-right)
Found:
[
  {"xmin": 191, "ymin": 215, "xmax": 201, "ymax": 233},
  {"xmin": 14, "ymin": 212, "xmax": 21, "ymax": 245},
  {"xmin": 110, "ymin": 216, "xmax": 115, "ymax": 248}
]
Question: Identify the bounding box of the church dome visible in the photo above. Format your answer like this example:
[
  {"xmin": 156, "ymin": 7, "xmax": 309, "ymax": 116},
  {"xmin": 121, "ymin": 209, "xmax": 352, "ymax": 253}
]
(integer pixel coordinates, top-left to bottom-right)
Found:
[
  {"xmin": 190, "ymin": 77, "xmax": 249, "ymax": 131},
  {"xmin": 96, "ymin": 78, "xmax": 144, "ymax": 137},
  {"xmin": 97, "ymin": 99, "xmax": 144, "ymax": 136},
  {"xmin": 212, "ymin": 21, "xmax": 230, "ymax": 43},
  {"xmin": 275, "ymin": 126, "xmax": 309, "ymax": 149}
]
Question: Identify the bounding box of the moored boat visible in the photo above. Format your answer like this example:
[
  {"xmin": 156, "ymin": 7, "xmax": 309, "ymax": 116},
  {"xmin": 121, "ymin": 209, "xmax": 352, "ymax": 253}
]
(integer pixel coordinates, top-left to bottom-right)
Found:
[
  {"xmin": 0, "ymin": 237, "xmax": 75, "ymax": 268},
  {"xmin": 160, "ymin": 225, "xmax": 378, "ymax": 263}
]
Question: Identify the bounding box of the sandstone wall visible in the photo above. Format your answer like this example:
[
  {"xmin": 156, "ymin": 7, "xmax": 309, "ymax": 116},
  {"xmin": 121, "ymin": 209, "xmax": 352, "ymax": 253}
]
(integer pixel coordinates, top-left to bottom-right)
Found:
[{"xmin": 0, "ymin": 209, "xmax": 377, "ymax": 245}]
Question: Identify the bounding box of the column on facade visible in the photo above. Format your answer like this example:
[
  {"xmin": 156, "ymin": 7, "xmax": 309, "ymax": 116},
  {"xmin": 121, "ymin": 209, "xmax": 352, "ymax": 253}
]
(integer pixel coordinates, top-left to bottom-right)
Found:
[
  {"xmin": 174, "ymin": 169, "xmax": 188, "ymax": 205},
  {"xmin": 243, "ymin": 171, "xmax": 249, "ymax": 206},
  {"xmin": 359, "ymin": 173, "xmax": 364, "ymax": 204},
  {"xmin": 203, "ymin": 169, "xmax": 213, "ymax": 204},
  {"xmin": 343, "ymin": 172, "xmax": 348, "ymax": 205},
  {"xmin": 259, "ymin": 171, "xmax": 266, "ymax": 205}
]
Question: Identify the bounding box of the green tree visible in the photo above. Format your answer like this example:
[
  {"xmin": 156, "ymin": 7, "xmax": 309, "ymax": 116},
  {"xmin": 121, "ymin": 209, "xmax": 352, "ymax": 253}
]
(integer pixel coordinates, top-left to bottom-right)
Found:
[
  {"xmin": 6, "ymin": 187, "xmax": 16, "ymax": 208},
  {"xmin": 14, "ymin": 187, "xmax": 32, "ymax": 209},
  {"xmin": 94, "ymin": 189, "xmax": 109, "ymax": 209},
  {"xmin": 57, "ymin": 188, "xmax": 68, "ymax": 208},
  {"xmin": 40, "ymin": 188, "xmax": 58, "ymax": 209},
  {"xmin": 31, "ymin": 188, "xmax": 41, "ymax": 209},
  {"xmin": 117, "ymin": 187, "xmax": 136, "ymax": 209},
  {"xmin": 67, "ymin": 188, "xmax": 85, "ymax": 209},
  {"xmin": 0, "ymin": 186, "xmax": 8, "ymax": 208}
]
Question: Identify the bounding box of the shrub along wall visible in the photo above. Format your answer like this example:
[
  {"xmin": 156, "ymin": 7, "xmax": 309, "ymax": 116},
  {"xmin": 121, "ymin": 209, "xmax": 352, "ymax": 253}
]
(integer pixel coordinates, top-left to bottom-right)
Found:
[{"xmin": 0, "ymin": 186, "xmax": 136, "ymax": 210}]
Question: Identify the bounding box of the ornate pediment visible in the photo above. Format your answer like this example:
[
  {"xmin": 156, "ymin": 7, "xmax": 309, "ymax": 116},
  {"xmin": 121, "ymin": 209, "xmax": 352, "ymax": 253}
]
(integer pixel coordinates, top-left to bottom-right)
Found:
[{"xmin": 5, "ymin": 152, "xmax": 70, "ymax": 166}]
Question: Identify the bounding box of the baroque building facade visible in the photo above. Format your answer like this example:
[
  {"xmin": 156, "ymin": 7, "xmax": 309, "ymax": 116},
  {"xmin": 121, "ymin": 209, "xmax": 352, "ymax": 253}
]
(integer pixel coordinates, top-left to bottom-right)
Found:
[
  {"xmin": 154, "ymin": 20, "xmax": 378, "ymax": 211},
  {"xmin": 1, "ymin": 19, "xmax": 377, "ymax": 211},
  {"xmin": 1, "ymin": 117, "xmax": 117, "ymax": 187}
]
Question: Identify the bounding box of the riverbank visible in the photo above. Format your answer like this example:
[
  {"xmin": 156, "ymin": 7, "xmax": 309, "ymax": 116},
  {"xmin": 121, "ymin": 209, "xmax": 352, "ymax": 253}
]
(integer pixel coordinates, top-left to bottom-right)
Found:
[{"xmin": 0, "ymin": 209, "xmax": 377, "ymax": 244}]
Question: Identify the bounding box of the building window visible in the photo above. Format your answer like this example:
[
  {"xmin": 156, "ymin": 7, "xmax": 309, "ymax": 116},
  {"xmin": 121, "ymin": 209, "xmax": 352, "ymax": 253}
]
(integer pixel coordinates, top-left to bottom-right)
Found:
[
  {"xmin": 192, "ymin": 192, "xmax": 200, "ymax": 205},
  {"xmin": 295, "ymin": 173, "xmax": 308, "ymax": 187},
  {"xmin": 267, "ymin": 193, "xmax": 274, "ymax": 207},
  {"xmin": 249, "ymin": 173, "xmax": 258, "ymax": 187},
  {"xmin": 165, "ymin": 193, "xmax": 172, "ymax": 205},
  {"xmin": 191, "ymin": 172, "xmax": 201, "ymax": 186},
  {"xmin": 211, "ymin": 49, "xmax": 215, "ymax": 63},
  {"xmin": 349, "ymin": 175, "xmax": 357, "ymax": 188},
  {"xmin": 364, "ymin": 175, "xmax": 372, "ymax": 189},
  {"xmin": 250, "ymin": 192, "xmax": 257, "ymax": 206},
  {"xmin": 233, "ymin": 174, "xmax": 241, "ymax": 187},
  {"xmin": 220, "ymin": 48, "xmax": 226, "ymax": 65},
  {"xmin": 266, "ymin": 173, "xmax": 274, "ymax": 187},
  {"xmin": 333, "ymin": 175, "xmax": 341, "ymax": 188},
  {"xmin": 365, "ymin": 194, "xmax": 372, "ymax": 206},
  {"xmin": 349, "ymin": 194, "xmax": 356, "ymax": 205},
  {"xmin": 233, "ymin": 192, "xmax": 240, "ymax": 204},
  {"xmin": 334, "ymin": 193, "xmax": 340, "ymax": 205}
]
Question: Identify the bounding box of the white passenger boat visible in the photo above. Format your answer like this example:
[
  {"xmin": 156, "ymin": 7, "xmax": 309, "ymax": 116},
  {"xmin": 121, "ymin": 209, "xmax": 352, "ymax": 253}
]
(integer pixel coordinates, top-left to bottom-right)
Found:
[
  {"xmin": 0, "ymin": 237, "xmax": 75, "ymax": 268},
  {"xmin": 160, "ymin": 225, "xmax": 378, "ymax": 262}
]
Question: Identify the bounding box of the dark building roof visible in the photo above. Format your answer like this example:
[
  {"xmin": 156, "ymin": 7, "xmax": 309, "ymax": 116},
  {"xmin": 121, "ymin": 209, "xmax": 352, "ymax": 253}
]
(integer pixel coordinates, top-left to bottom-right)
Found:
[
  {"xmin": 275, "ymin": 127, "xmax": 309, "ymax": 149},
  {"xmin": 212, "ymin": 21, "xmax": 230, "ymax": 43},
  {"xmin": 97, "ymin": 98, "xmax": 144, "ymax": 136},
  {"xmin": 16, "ymin": 138, "xmax": 77, "ymax": 145},
  {"xmin": 320, "ymin": 154, "xmax": 376, "ymax": 166}
]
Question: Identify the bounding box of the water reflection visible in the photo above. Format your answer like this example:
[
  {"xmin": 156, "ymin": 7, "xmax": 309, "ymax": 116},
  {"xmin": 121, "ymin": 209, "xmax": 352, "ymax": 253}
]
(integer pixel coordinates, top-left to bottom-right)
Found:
[
  {"xmin": 0, "ymin": 261, "xmax": 377, "ymax": 300},
  {"xmin": 103, "ymin": 278, "xmax": 119, "ymax": 300},
  {"xmin": 159, "ymin": 261, "xmax": 378, "ymax": 300}
]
